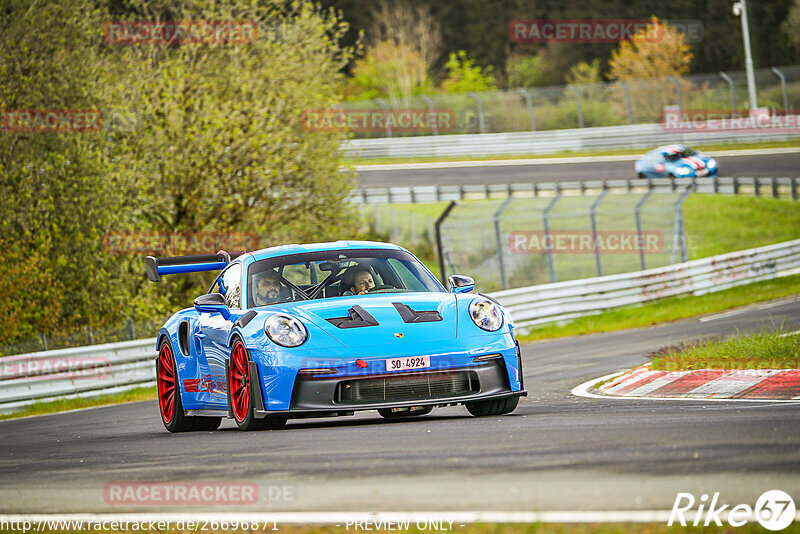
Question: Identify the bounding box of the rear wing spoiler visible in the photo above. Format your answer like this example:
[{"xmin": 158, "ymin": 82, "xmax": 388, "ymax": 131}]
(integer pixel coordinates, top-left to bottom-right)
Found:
[{"xmin": 145, "ymin": 250, "xmax": 246, "ymax": 282}]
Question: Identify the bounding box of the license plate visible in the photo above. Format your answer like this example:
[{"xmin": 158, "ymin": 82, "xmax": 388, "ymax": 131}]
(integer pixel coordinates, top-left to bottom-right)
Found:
[{"xmin": 385, "ymin": 356, "xmax": 430, "ymax": 372}]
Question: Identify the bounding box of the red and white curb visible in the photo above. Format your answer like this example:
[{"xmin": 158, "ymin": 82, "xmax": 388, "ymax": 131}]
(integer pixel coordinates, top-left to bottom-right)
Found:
[{"xmin": 572, "ymin": 365, "xmax": 800, "ymax": 403}]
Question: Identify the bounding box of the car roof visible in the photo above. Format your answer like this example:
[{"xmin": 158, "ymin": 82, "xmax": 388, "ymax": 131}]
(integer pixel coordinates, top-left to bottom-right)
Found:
[
  {"xmin": 247, "ymin": 240, "xmax": 405, "ymax": 261},
  {"xmin": 655, "ymin": 144, "xmax": 686, "ymax": 154}
]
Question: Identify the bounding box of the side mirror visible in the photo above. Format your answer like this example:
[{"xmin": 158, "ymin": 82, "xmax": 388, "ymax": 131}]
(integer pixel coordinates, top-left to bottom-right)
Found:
[
  {"xmin": 448, "ymin": 275, "xmax": 475, "ymax": 294},
  {"xmin": 194, "ymin": 293, "xmax": 231, "ymax": 319}
]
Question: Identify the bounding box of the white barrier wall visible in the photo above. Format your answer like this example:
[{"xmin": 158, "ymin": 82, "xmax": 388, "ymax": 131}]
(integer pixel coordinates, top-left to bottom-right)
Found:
[
  {"xmin": 342, "ymin": 124, "xmax": 800, "ymax": 159},
  {"xmin": 490, "ymin": 239, "xmax": 800, "ymax": 331}
]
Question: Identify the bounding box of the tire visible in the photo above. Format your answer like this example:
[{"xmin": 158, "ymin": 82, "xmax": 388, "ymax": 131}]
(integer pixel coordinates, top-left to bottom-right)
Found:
[
  {"xmin": 637, "ymin": 172, "xmax": 645, "ymax": 178},
  {"xmin": 229, "ymin": 338, "xmax": 287, "ymax": 431},
  {"xmin": 465, "ymin": 396, "xmax": 519, "ymax": 417},
  {"xmin": 157, "ymin": 339, "xmax": 222, "ymax": 433},
  {"xmin": 378, "ymin": 406, "xmax": 433, "ymax": 419}
]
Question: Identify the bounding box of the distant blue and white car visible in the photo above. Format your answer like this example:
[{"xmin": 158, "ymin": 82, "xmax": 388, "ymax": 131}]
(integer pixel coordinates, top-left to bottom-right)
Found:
[
  {"xmin": 147, "ymin": 241, "xmax": 526, "ymax": 432},
  {"xmin": 635, "ymin": 145, "xmax": 718, "ymax": 178}
]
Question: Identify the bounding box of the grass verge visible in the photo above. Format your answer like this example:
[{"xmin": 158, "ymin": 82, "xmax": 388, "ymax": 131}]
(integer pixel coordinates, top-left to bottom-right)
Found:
[
  {"xmin": 344, "ymin": 139, "xmax": 800, "ymax": 165},
  {"xmin": 649, "ymin": 328, "xmax": 800, "ymax": 371},
  {"xmin": 517, "ymin": 274, "xmax": 800, "ymax": 343},
  {"xmin": 0, "ymin": 385, "xmax": 156, "ymax": 422}
]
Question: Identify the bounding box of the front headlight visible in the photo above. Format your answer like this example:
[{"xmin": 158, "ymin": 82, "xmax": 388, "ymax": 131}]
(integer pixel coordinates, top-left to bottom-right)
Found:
[
  {"xmin": 469, "ymin": 297, "xmax": 503, "ymax": 332},
  {"xmin": 706, "ymin": 158, "xmax": 717, "ymax": 168},
  {"xmin": 265, "ymin": 315, "xmax": 307, "ymax": 347}
]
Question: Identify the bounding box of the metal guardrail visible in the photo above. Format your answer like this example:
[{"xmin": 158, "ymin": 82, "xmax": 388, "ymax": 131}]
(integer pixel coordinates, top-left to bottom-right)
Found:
[
  {"xmin": 489, "ymin": 239, "xmax": 800, "ymax": 332},
  {"xmin": 2, "ymin": 239, "xmax": 799, "ymax": 412},
  {"xmin": 349, "ymin": 176, "xmax": 800, "ymax": 204},
  {"xmin": 0, "ymin": 338, "xmax": 156, "ymax": 413},
  {"xmin": 342, "ymin": 123, "xmax": 800, "ymax": 159}
]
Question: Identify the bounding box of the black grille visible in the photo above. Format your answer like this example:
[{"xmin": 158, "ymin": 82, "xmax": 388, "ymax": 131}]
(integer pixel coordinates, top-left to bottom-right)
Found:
[{"xmin": 336, "ymin": 371, "xmax": 479, "ymax": 404}]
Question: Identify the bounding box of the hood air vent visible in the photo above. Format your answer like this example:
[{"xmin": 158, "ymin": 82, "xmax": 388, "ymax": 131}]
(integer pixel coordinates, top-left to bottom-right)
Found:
[{"xmin": 326, "ymin": 305, "xmax": 379, "ymax": 329}]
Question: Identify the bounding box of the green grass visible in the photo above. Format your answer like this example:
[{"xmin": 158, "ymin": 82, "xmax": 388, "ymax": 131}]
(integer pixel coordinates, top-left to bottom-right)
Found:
[
  {"xmin": 684, "ymin": 195, "xmax": 800, "ymax": 259},
  {"xmin": 518, "ymin": 274, "xmax": 800, "ymax": 343},
  {"xmin": 0, "ymin": 386, "xmax": 156, "ymax": 421},
  {"xmin": 345, "ymin": 139, "xmax": 800, "ymax": 165},
  {"xmin": 650, "ymin": 328, "xmax": 800, "ymax": 371}
]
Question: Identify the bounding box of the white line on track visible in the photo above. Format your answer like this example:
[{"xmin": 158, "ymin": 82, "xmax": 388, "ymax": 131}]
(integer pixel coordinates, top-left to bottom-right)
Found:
[
  {"xmin": 570, "ymin": 371, "xmax": 800, "ymax": 403},
  {"xmin": 4, "ymin": 511, "xmax": 800, "ymax": 524},
  {"xmin": 350, "ymin": 146, "xmax": 800, "ymax": 172},
  {"xmin": 699, "ymin": 298, "xmax": 799, "ymax": 322}
]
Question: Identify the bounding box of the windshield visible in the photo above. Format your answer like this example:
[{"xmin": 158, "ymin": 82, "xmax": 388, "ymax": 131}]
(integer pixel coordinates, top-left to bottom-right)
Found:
[
  {"xmin": 664, "ymin": 148, "xmax": 698, "ymax": 161},
  {"xmin": 246, "ymin": 248, "xmax": 445, "ymax": 307}
]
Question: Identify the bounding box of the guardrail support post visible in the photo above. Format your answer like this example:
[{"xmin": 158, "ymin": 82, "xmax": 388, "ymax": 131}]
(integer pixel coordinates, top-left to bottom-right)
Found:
[
  {"xmin": 635, "ymin": 189, "xmax": 654, "ymax": 270},
  {"xmin": 494, "ymin": 196, "xmax": 514, "ymax": 290},
  {"xmin": 375, "ymin": 98, "xmax": 392, "ymax": 138},
  {"xmin": 792, "ymin": 177, "xmax": 798, "ymax": 201},
  {"xmin": 733, "ymin": 176, "xmax": 740, "ymax": 195},
  {"xmin": 754, "ymin": 178, "xmax": 760, "ymax": 197},
  {"xmin": 391, "ymin": 207, "xmax": 399, "ymax": 241},
  {"xmin": 126, "ymin": 318, "xmax": 135, "ymax": 340},
  {"xmin": 668, "ymin": 76, "xmax": 682, "ymax": 115},
  {"xmin": 617, "ymin": 81, "xmax": 634, "ymax": 124},
  {"xmin": 671, "ymin": 185, "xmax": 694, "ymax": 264},
  {"xmin": 590, "ymin": 189, "xmax": 609, "ymax": 277},
  {"xmin": 39, "ymin": 333, "xmax": 48, "ymax": 351},
  {"xmin": 772, "ymin": 177, "xmax": 779, "ymax": 199},
  {"xmin": 543, "ymin": 192, "xmax": 562, "ymax": 283},
  {"xmin": 435, "ymin": 201, "xmax": 458, "ymax": 287},
  {"xmin": 517, "ymin": 88, "xmax": 536, "ymax": 131},
  {"xmin": 718, "ymin": 72, "xmax": 737, "ymax": 114},
  {"xmin": 421, "ymin": 95, "xmax": 438, "ymax": 135},
  {"xmin": 566, "ymin": 85, "xmax": 584, "ymax": 128},
  {"xmin": 771, "ymin": 67, "xmax": 789, "ymax": 113},
  {"xmin": 468, "ymin": 92, "xmax": 487, "ymax": 134}
]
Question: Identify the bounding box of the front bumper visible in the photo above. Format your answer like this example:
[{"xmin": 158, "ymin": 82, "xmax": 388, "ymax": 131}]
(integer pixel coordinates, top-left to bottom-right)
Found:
[{"xmin": 251, "ymin": 346, "xmax": 526, "ymax": 419}]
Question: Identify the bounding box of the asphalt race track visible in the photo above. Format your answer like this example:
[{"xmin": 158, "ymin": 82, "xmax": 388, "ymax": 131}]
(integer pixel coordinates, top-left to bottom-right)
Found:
[
  {"xmin": 1, "ymin": 298, "xmax": 799, "ymax": 514},
  {"xmin": 356, "ymin": 151, "xmax": 800, "ymax": 188}
]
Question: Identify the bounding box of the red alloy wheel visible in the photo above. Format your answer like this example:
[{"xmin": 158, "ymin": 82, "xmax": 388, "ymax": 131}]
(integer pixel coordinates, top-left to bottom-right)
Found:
[
  {"xmin": 230, "ymin": 342, "xmax": 250, "ymax": 422},
  {"xmin": 157, "ymin": 343, "xmax": 176, "ymax": 423}
]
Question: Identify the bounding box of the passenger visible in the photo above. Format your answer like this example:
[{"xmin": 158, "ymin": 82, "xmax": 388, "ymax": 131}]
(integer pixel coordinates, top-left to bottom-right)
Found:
[{"xmin": 343, "ymin": 267, "xmax": 375, "ymax": 295}]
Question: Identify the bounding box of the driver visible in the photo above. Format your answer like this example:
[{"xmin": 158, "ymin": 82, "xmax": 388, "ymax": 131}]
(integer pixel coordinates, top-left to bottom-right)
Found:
[
  {"xmin": 344, "ymin": 267, "xmax": 375, "ymax": 295},
  {"xmin": 254, "ymin": 269, "xmax": 285, "ymax": 305}
]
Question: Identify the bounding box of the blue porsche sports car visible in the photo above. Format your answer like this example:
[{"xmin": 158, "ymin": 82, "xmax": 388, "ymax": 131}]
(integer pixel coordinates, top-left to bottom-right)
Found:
[
  {"xmin": 634, "ymin": 145, "xmax": 718, "ymax": 178},
  {"xmin": 147, "ymin": 241, "xmax": 525, "ymax": 432}
]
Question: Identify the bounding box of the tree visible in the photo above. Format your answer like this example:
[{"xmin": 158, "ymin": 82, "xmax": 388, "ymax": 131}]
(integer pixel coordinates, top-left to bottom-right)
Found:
[
  {"xmin": 348, "ymin": 41, "xmax": 433, "ymax": 102},
  {"xmin": 441, "ymin": 50, "xmax": 497, "ymax": 93},
  {"xmin": 609, "ymin": 17, "xmax": 692, "ymax": 81},
  {"xmin": 505, "ymin": 55, "xmax": 546, "ymax": 88},
  {"xmin": 0, "ymin": 0, "xmax": 360, "ymax": 343}
]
